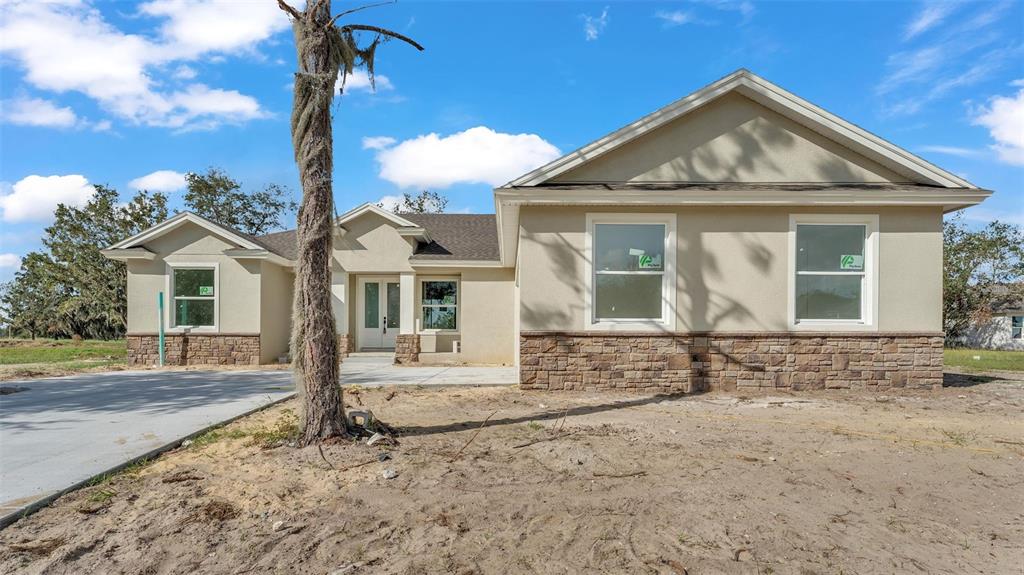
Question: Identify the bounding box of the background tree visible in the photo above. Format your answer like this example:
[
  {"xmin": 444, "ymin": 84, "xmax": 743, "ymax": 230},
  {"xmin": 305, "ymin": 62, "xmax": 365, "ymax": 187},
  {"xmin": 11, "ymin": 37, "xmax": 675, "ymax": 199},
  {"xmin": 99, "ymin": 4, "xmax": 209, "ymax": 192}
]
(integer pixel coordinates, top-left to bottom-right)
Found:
[
  {"xmin": 184, "ymin": 167, "xmax": 298, "ymax": 235},
  {"xmin": 277, "ymin": 0, "xmax": 422, "ymax": 444},
  {"xmin": 0, "ymin": 187, "xmax": 168, "ymax": 339},
  {"xmin": 379, "ymin": 190, "xmax": 448, "ymax": 213},
  {"xmin": 943, "ymin": 216, "xmax": 1024, "ymax": 339}
]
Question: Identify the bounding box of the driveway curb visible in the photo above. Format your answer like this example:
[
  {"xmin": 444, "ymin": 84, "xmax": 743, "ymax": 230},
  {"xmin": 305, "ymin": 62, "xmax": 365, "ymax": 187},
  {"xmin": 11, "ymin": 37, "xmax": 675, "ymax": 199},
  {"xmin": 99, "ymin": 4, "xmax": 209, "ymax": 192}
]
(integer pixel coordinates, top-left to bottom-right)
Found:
[{"xmin": 0, "ymin": 392, "xmax": 296, "ymax": 530}]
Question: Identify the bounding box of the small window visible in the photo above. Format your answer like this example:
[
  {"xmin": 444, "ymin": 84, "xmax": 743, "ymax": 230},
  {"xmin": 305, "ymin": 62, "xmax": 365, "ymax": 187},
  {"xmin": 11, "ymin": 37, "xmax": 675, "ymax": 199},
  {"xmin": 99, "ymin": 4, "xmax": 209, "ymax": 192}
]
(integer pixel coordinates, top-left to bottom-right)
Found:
[
  {"xmin": 422, "ymin": 281, "xmax": 457, "ymax": 330},
  {"xmin": 1012, "ymin": 316, "xmax": 1023, "ymax": 339},
  {"xmin": 173, "ymin": 268, "xmax": 215, "ymax": 327},
  {"xmin": 795, "ymin": 223, "xmax": 867, "ymax": 322}
]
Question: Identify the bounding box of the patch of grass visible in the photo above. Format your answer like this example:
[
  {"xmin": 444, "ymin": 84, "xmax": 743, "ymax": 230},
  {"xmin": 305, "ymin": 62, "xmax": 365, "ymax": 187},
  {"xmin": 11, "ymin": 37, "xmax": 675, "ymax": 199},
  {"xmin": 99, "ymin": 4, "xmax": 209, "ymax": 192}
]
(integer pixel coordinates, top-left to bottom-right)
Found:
[
  {"xmin": 189, "ymin": 411, "xmax": 299, "ymax": 450},
  {"xmin": 526, "ymin": 421, "xmax": 544, "ymax": 431},
  {"xmin": 87, "ymin": 488, "xmax": 117, "ymax": 504},
  {"xmin": 944, "ymin": 349, "xmax": 1024, "ymax": 372},
  {"xmin": 0, "ymin": 338, "xmax": 126, "ymax": 365},
  {"xmin": 189, "ymin": 427, "xmax": 250, "ymax": 450},
  {"xmin": 938, "ymin": 428, "xmax": 974, "ymax": 446}
]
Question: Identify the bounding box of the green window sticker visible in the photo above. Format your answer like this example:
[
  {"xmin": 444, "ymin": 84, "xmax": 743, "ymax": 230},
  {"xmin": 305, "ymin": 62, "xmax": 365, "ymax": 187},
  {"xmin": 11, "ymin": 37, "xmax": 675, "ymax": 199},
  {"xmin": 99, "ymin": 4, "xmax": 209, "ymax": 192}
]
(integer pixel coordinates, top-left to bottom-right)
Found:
[
  {"xmin": 198, "ymin": 286, "xmax": 214, "ymax": 296},
  {"xmin": 839, "ymin": 255, "xmax": 863, "ymax": 270}
]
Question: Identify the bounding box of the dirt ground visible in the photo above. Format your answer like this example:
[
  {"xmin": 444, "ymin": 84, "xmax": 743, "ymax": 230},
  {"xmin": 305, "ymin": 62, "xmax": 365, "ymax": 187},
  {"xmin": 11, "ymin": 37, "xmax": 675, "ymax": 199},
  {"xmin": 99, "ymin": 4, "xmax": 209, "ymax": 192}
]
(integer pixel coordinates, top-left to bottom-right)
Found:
[{"xmin": 2, "ymin": 375, "xmax": 1022, "ymax": 575}]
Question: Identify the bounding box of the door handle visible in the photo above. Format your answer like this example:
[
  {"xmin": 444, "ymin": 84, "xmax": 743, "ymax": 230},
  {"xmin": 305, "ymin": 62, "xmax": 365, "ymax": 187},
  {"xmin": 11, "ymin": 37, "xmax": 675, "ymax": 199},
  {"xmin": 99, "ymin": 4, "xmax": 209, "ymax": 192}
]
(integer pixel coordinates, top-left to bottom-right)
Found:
[{"xmin": 382, "ymin": 318, "xmax": 386, "ymax": 334}]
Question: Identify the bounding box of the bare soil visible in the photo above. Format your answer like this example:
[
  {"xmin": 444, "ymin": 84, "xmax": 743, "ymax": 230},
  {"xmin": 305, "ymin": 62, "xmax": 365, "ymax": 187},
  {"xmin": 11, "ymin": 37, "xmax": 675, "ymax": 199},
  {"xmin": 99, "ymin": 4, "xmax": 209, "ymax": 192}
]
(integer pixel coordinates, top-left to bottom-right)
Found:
[{"xmin": 2, "ymin": 377, "xmax": 1022, "ymax": 574}]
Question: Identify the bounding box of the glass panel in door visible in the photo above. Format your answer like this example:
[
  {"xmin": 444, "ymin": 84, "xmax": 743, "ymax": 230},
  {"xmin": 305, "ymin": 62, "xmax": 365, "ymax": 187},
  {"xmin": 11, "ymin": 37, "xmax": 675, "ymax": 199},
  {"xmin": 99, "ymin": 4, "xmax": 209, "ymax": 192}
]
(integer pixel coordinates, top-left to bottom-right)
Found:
[
  {"xmin": 364, "ymin": 283, "xmax": 379, "ymax": 328},
  {"xmin": 386, "ymin": 283, "xmax": 400, "ymax": 329}
]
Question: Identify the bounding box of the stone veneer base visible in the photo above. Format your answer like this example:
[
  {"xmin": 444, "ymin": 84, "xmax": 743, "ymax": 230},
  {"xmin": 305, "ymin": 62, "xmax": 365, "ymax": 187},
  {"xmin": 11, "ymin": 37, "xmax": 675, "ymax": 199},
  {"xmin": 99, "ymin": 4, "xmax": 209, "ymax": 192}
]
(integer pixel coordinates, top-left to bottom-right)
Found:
[
  {"xmin": 519, "ymin": 332, "xmax": 944, "ymax": 392},
  {"xmin": 128, "ymin": 334, "xmax": 261, "ymax": 366},
  {"xmin": 337, "ymin": 334, "xmax": 354, "ymax": 359},
  {"xmin": 394, "ymin": 334, "xmax": 420, "ymax": 365}
]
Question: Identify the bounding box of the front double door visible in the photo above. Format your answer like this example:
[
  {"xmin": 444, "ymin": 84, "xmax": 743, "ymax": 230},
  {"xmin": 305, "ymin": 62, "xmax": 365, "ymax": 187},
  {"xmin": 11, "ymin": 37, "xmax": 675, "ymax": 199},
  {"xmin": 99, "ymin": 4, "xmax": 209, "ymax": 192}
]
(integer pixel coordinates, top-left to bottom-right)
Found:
[{"xmin": 358, "ymin": 278, "xmax": 400, "ymax": 350}]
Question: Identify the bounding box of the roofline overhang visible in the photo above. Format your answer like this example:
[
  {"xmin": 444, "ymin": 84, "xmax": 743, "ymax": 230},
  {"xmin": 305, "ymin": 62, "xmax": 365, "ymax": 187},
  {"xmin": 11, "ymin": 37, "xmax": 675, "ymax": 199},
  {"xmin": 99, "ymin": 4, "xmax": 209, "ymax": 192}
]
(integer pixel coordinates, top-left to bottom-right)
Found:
[
  {"xmin": 107, "ymin": 211, "xmax": 265, "ymax": 252},
  {"xmin": 411, "ymin": 259, "xmax": 506, "ymax": 268},
  {"xmin": 494, "ymin": 186, "xmax": 991, "ymax": 211},
  {"xmin": 101, "ymin": 248, "xmax": 156, "ymax": 261},
  {"xmin": 397, "ymin": 227, "xmax": 432, "ymax": 243},
  {"xmin": 224, "ymin": 249, "xmax": 294, "ymax": 268},
  {"xmin": 493, "ymin": 185, "xmax": 992, "ymax": 269}
]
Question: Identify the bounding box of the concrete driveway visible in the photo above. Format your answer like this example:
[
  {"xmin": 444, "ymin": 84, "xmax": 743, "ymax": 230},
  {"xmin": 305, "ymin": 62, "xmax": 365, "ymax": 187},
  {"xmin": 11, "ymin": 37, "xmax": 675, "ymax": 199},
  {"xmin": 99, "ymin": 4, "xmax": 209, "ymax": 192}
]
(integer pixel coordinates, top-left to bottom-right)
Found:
[
  {"xmin": 0, "ymin": 369, "xmax": 294, "ymax": 518},
  {"xmin": 0, "ymin": 358, "xmax": 515, "ymax": 521}
]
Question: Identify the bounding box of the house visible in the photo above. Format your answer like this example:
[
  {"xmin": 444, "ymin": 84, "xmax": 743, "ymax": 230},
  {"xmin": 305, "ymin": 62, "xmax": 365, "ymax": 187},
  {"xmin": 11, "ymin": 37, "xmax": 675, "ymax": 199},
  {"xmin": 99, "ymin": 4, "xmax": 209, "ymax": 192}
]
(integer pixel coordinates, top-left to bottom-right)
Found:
[
  {"xmin": 104, "ymin": 70, "xmax": 991, "ymax": 391},
  {"xmin": 955, "ymin": 285, "xmax": 1024, "ymax": 350}
]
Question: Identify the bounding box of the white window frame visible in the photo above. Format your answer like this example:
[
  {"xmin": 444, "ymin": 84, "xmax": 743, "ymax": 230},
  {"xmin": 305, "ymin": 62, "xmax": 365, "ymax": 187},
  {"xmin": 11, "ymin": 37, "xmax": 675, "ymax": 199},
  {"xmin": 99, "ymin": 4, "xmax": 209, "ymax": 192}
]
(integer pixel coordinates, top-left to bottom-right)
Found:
[
  {"xmin": 788, "ymin": 214, "xmax": 878, "ymax": 331},
  {"xmin": 165, "ymin": 262, "xmax": 219, "ymax": 332},
  {"xmin": 585, "ymin": 213, "xmax": 677, "ymax": 331},
  {"xmin": 1012, "ymin": 315, "xmax": 1023, "ymax": 339},
  {"xmin": 418, "ymin": 277, "xmax": 459, "ymax": 333}
]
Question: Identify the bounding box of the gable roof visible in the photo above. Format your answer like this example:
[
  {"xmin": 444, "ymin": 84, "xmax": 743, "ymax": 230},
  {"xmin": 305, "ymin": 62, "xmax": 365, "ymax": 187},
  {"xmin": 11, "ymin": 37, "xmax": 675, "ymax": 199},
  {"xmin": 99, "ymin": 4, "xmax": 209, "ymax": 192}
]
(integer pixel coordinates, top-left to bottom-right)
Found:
[
  {"xmin": 109, "ymin": 211, "xmax": 267, "ymax": 252},
  {"xmin": 507, "ymin": 69, "xmax": 976, "ymax": 189}
]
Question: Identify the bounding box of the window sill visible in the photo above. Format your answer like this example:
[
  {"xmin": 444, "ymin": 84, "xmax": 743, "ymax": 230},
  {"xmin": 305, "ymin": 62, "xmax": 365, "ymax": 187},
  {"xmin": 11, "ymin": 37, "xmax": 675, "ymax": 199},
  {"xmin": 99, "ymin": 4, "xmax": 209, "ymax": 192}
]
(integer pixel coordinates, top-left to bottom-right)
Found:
[
  {"xmin": 790, "ymin": 320, "xmax": 876, "ymax": 332},
  {"xmin": 586, "ymin": 320, "xmax": 675, "ymax": 332},
  {"xmin": 166, "ymin": 327, "xmax": 219, "ymax": 334}
]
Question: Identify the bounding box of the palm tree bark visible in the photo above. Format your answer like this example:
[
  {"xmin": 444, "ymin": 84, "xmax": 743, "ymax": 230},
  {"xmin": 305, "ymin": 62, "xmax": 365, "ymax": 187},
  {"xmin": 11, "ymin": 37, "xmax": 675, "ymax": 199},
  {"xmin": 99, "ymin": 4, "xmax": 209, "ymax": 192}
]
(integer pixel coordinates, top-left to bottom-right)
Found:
[{"xmin": 281, "ymin": 0, "xmax": 346, "ymax": 444}]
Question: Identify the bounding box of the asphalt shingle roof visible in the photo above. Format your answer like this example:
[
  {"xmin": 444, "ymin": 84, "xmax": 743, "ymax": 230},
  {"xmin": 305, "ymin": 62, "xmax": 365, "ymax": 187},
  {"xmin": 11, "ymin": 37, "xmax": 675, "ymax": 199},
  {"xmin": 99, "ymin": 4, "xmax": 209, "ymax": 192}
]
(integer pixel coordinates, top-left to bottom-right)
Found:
[{"xmin": 252, "ymin": 213, "xmax": 500, "ymax": 263}]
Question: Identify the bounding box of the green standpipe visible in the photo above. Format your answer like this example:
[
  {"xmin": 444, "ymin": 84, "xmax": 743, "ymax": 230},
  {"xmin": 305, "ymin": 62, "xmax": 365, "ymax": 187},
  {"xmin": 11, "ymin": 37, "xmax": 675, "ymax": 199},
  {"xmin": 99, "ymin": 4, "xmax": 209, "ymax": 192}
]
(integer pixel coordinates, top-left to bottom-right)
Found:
[{"xmin": 157, "ymin": 292, "xmax": 166, "ymax": 367}]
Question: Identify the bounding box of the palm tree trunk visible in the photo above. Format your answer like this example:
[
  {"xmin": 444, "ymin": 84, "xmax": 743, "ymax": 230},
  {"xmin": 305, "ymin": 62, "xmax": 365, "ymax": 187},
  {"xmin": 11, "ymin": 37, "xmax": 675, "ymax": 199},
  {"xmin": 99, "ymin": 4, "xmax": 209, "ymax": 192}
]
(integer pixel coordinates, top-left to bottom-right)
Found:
[{"xmin": 284, "ymin": 0, "xmax": 346, "ymax": 444}]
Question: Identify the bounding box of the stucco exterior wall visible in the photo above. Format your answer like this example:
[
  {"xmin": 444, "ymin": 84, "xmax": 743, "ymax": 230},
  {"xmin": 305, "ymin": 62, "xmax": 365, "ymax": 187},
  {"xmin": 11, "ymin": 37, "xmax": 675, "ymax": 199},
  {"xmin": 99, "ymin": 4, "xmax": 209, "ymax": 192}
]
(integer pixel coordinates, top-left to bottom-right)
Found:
[
  {"xmin": 551, "ymin": 92, "xmax": 909, "ymax": 184},
  {"xmin": 518, "ymin": 205, "xmax": 943, "ymax": 333},
  {"xmin": 259, "ymin": 261, "xmax": 293, "ymax": 363},
  {"xmin": 459, "ymin": 268, "xmax": 517, "ymax": 364},
  {"xmin": 126, "ymin": 222, "xmax": 262, "ymax": 335},
  {"xmin": 334, "ymin": 213, "xmax": 415, "ymax": 273}
]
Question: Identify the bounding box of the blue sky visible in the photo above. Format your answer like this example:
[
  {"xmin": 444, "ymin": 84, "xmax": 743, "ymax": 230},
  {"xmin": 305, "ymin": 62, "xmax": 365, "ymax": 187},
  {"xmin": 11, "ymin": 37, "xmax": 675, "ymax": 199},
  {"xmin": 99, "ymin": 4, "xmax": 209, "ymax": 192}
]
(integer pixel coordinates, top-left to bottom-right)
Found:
[{"xmin": 1, "ymin": 0, "xmax": 1022, "ymax": 282}]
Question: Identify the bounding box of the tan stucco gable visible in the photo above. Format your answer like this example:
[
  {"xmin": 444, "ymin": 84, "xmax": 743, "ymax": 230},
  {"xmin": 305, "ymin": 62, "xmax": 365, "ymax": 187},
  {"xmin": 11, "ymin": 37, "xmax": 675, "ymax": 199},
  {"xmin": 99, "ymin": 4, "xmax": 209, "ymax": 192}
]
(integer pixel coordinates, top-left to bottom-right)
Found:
[
  {"xmin": 552, "ymin": 92, "xmax": 908, "ymax": 184},
  {"xmin": 334, "ymin": 211, "xmax": 416, "ymax": 273}
]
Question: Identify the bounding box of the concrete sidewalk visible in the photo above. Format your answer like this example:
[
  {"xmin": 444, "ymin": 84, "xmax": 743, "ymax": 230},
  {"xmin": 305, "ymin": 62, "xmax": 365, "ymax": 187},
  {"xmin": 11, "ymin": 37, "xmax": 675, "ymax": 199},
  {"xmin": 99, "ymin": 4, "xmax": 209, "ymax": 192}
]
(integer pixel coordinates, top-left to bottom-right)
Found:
[{"xmin": 340, "ymin": 353, "xmax": 518, "ymax": 386}]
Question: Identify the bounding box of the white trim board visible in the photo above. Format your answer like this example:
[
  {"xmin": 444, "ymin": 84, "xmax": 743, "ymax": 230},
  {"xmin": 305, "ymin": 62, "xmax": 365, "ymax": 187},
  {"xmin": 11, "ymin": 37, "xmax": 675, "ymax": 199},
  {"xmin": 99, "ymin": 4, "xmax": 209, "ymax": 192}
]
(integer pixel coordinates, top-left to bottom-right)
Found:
[
  {"xmin": 506, "ymin": 69, "xmax": 975, "ymax": 189},
  {"xmin": 109, "ymin": 212, "xmax": 264, "ymax": 252}
]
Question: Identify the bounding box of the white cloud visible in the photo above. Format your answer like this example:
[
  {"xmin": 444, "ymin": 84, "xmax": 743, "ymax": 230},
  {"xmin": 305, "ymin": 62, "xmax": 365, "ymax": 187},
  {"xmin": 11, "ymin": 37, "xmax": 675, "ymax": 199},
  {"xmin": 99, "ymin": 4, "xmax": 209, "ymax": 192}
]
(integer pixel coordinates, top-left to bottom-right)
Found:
[
  {"xmin": 0, "ymin": 175, "xmax": 96, "ymax": 223},
  {"xmin": 0, "ymin": 0, "xmax": 275, "ymax": 130},
  {"xmin": 376, "ymin": 195, "xmax": 403, "ymax": 212},
  {"xmin": 878, "ymin": 2, "xmax": 1016, "ymax": 116},
  {"xmin": 362, "ymin": 136, "xmax": 397, "ymax": 150},
  {"xmin": 139, "ymin": 0, "xmax": 289, "ymax": 58},
  {"xmin": 340, "ymin": 69, "xmax": 394, "ymax": 93},
  {"xmin": 0, "ymin": 254, "xmax": 21, "ymax": 268},
  {"xmin": 171, "ymin": 64, "xmax": 197, "ymax": 80},
  {"xmin": 972, "ymin": 87, "xmax": 1024, "ymax": 166},
  {"xmin": 371, "ymin": 126, "xmax": 561, "ymax": 189},
  {"xmin": 655, "ymin": 10, "xmax": 695, "ymax": 27},
  {"xmin": 581, "ymin": 6, "xmax": 609, "ymax": 41},
  {"xmin": 693, "ymin": 0, "xmax": 755, "ymax": 22},
  {"xmin": 919, "ymin": 145, "xmax": 982, "ymax": 158},
  {"xmin": 129, "ymin": 170, "xmax": 187, "ymax": 192},
  {"xmin": 0, "ymin": 96, "xmax": 77, "ymax": 128},
  {"xmin": 904, "ymin": 3, "xmax": 957, "ymax": 41}
]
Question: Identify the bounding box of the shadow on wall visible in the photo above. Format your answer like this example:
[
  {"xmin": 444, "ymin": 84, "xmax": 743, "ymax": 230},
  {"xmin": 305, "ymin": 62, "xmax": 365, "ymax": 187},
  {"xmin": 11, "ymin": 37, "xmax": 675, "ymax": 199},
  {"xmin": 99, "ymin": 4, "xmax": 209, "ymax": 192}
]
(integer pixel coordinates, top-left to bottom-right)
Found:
[{"xmin": 520, "ymin": 231, "xmax": 586, "ymax": 330}]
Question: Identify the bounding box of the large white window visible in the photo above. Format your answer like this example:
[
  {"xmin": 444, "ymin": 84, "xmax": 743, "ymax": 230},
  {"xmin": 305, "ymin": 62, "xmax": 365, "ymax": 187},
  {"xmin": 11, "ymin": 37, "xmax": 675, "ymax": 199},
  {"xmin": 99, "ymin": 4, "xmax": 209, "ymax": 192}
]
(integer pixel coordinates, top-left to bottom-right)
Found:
[
  {"xmin": 421, "ymin": 280, "xmax": 457, "ymax": 330},
  {"xmin": 789, "ymin": 214, "xmax": 877, "ymax": 329},
  {"xmin": 168, "ymin": 264, "xmax": 218, "ymax": 329},
  {"xmin": 585, "ymin": 213, "xmax": 676, "ymax": 330}
]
